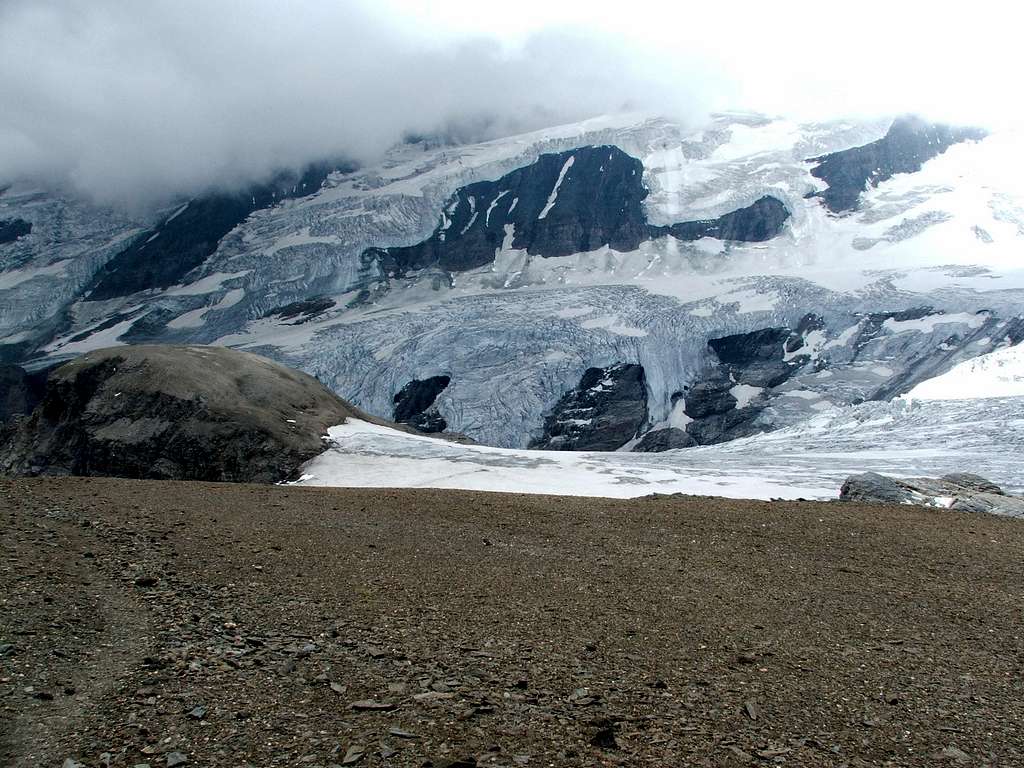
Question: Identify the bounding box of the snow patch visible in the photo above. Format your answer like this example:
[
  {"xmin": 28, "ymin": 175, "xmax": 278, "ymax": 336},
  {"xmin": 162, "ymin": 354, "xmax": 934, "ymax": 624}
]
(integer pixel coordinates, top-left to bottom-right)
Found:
[
  {"xmin": 904, "ymin": 343, "xmax": 1024, "ymax": 400},
  {"xmin": 883, "ymin": 311, "xmax": 986, "ymax": 334},
  {"xmin": 538, "ymin": 155, "xmax": 575, "ymax": 220},
  {"xmin": 730, "ymin": 384, "xmax": 763, "ymax": 408}
]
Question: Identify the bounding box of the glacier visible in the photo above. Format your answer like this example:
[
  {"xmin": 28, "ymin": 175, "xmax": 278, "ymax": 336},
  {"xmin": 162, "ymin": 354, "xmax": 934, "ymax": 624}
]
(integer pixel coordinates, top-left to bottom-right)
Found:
[
  {"xmin": 296, "ymin": 394, "xmax": 1024, "ymax": 512},
  {"xmin": 3, "ymin": 111, "xmax": 1024, "ymax": 454}
]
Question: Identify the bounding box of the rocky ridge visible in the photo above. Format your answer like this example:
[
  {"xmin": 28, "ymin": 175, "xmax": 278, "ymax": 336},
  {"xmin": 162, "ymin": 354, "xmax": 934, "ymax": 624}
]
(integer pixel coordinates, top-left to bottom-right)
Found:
[{"xmin": 0, "ymin": 345, "xmax": 371, "ymax": 483}]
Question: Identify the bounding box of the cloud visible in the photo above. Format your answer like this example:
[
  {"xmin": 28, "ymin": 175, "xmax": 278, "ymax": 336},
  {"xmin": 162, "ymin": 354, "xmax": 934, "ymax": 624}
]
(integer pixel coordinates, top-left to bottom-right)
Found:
[
  {"xmin": 1, "ymin": 0, "xmax": 1019, "ymax": 209},
  {"xmin": 0, "ymin": 0, "xmax": 716, "ymax": 207}
]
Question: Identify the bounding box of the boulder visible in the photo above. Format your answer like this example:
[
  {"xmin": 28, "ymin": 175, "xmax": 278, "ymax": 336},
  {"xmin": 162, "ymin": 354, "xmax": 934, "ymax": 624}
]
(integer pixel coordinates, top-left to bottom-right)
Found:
[
  {"xmin": 0, "ymin": 345, "xmax": 375, "ymax": 483},
  {"xmin": 839, "ymin": 472, "xmax": 1024, "ymax": 518}
]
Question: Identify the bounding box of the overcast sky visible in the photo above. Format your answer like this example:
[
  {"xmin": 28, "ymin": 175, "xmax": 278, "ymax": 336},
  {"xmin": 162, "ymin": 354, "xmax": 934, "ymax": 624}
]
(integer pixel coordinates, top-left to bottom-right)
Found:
[{"xmin": 1, "ymin": 0, "xmax": 1020, "ymax": 207}]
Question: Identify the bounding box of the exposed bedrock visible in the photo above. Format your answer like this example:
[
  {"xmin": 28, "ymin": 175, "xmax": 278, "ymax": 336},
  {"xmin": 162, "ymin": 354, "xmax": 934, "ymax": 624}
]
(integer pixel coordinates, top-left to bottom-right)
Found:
[
  {"xmin": 86, "ymin": 161, "xmax": 345, "ymax": 301},
  {"xmin": 0, "ymin": 218, "xmax": 32, "ymax": 245},
  {"xmin": 0, "ymin": 364, "xmax": 48, "ymax": 424},
  {"xmin": 632, "ymin": 427, "xmax": 696, "ymax": 452},
  {"xmin": 808, "ymin": 117, "xmax": 986, "ymax": 213},
  {"xmin": 0, "ymin": 345, "xmax": 369, "ymax": 483},
  {"xmin": 650, "ymin": 196, "xmax": 790, "ymax": 243},
  {"xmin": 707, "ymin": 327, "xmax": 802, "ymax": 388},
  {"xmin": 392, "ymin": 375, "xmax": 451, "ymax": 434},
  {"xmin": 364, "ymin": 145, "xmax": 790, "ymax": 277},
  {"xmin": 679, "ymin": 322, "xmax": 814, "ymax": 445},
  {"xmin": 530, "ymin": 363, "xmax": 648, "ymax": 451},
  {"xmin": 263, "ymin": 296, "xmax": 337, "ymax": 324}
]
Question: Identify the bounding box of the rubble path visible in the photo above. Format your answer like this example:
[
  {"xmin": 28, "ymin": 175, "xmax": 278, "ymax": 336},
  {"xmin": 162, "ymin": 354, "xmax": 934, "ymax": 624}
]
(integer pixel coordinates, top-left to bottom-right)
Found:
[{"xmin": 1, "ymin": 477, "xmax": 1023, "ymax": 767}]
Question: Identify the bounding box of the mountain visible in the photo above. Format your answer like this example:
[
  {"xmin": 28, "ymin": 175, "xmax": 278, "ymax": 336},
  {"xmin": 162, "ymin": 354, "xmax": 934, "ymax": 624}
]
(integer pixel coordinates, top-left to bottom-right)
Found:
[{"xmin": 2, "ymin": 112, "xmax": 1023, "ymax": 455}]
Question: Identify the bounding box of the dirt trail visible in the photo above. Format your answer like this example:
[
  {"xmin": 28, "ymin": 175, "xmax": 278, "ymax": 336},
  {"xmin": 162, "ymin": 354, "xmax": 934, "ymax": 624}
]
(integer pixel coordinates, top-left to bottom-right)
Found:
[{"xmin": 1, "ymin": 477, "xmax": 1023, "ymax": 767}]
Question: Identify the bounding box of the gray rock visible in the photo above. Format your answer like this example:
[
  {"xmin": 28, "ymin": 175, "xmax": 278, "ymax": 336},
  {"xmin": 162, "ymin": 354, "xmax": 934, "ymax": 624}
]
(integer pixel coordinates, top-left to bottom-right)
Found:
[
  {"xmin": 530, "ymin": 363, "xmax": 647, "ymax": 451},
  {"xmin": 392, "ymin": 375, "xmax": 450, "ymax": 433},
  {"xmin": 632, "ymin": 428, "xmax": 696, "ymax": 452},
  {"xmin": 839, "ymin": 472, "xmax": 1024, "ymax": 517},
  {"xmin": 839, "ymin": 472, "xmax": 908, "ymax": 505},
  {"xmin": 708, "ymin": 327, "xmax": 799, "ymax": 388},
  {"xmin": 0, "ymin": 363, "xmax": 47, "ymax": 423},
  {"xmin": 0, "ymin": 217, "xmax": 31, "ymax": 244},
  {"xmin": 941, "ymin": 473, "xmax": 1004, "ymax": 495},
  {"xmin": 683, "ymin": 380, "xmax": 736, "ymax": 420},
  {"xmin": 341, "ymin": 746, "xmax": 365, "ymax": 765},
  {"xmin": 685, "ymin": 407, "xmax": 764, "ymax": 445},
  {"xmin": 364, "ymin": 145, "xmax": 790, "ymax": 278}
]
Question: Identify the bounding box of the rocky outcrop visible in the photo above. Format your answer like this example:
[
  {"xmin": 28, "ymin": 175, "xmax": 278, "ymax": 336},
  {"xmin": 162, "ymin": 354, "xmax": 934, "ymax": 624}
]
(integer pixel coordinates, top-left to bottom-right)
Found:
[
  {"xmin": 392, "ymin": 375, "xmax": 451, "ymax": 433},
  {"xmin": 708, "ymin": 327, "xmax": 802, "ymax": 388},
  {"xmin": 632, "ymin": 427, "xmax": 695, "ymax": 452},
  {"xmin": 264, "ymin": 296, "xmax": 336, "ymax": 324},
  {"xmin": 839, "ymin": 472, "xmax": 1024, "ymax": 517},
  {"xmin": 809, "ymin": 117, "xmax": 986, "ymax": 213},
  {"xmin": 676, "ymin": 325, "xmax": 810, "ymax": 445},
  {"xmin": 0, "ymin": 364, "xmax": 48, "ymax": 423},
  {"xmin": 86, "ymin": 162, "xmax": 342, "ymax": 301},
  {"xmin": 0, "ymin": 345, "xmax": 370, "ymax": 483},
  {"xmin": 864, "ymin": 312, "xmax": 1024, "ymax": 401},
  {"xmin": 651, "ymin": 196, "xmax": 790, "ymax": 243},
  {"xmin": 683, "ymin": 378, "xmax": 738, "ymax": 420},
  {"xmin": 364, "ymin": 146, "xmax": 790, "ymax": 277},
  {"xmin": 530, "ymin": 363, "xmax": 647, "ymax": 451},
  {"xmin": 0, "ymin": 218, "xmax": 31, "ymax": 245}
]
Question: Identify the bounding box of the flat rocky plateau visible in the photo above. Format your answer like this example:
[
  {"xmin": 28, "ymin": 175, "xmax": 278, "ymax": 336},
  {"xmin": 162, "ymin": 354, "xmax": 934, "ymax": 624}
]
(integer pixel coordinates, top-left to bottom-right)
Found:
[{"xmin": 1, "ymin": 478, "xmax": 1022, "ymax": 768}]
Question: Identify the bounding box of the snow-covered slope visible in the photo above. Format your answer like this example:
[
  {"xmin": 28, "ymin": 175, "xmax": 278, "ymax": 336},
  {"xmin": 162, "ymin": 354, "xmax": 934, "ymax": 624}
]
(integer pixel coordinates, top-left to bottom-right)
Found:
[
  {"xmin": 3, "ymin": 111, "xmax": 1024, "ymax": 453},
  {"xmin": 905, "ymin": 344, "xmax": 1024, "ymax": 400}
]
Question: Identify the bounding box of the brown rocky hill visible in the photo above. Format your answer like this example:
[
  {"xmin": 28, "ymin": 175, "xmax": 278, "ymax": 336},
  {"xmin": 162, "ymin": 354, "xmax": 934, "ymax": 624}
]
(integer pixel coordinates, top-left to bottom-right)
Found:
[{"xmin": 0, "ymin": 345, "xmax": 378, "ymax": 483}]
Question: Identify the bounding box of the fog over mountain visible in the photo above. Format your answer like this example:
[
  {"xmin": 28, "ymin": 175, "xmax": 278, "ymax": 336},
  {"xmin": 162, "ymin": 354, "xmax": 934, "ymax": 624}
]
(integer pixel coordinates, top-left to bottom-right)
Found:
[{"xmin": 0, "ymin": 0, "xmax": 1020, "ymax": 208}]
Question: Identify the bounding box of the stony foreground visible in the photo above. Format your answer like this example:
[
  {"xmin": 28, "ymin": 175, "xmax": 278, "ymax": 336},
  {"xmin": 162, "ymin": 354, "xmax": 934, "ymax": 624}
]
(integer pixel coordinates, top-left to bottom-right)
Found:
[{"xmin": 1, "ymin": 478, "xmax": 1022, "ymax": 768}]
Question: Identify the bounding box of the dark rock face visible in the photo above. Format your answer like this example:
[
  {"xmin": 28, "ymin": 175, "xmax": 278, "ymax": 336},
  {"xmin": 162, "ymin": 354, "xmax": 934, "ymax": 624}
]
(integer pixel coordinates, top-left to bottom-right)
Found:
[
  {"xmin": 684, "ymin": 407, "xmax": 764, "ymax": 445},
  {"xmin": 364, "ymin": 146, "xmax": 790, "ymax": 277},
  {"xmin": 840, "ymin": 472, "xmax": 906, "ymax": 504},
  {"xmin": 840, "ymin": 472, "xmax": 1023, "ymax": 517},
  {"xmin": 87, "ymin": 162, "xmax": 343, "ymax": 301},
  {"xmin": 0, "ymin": 364, "xmax": 48, "ymax": 423},
  {"xmin": 632, "ymin": 427, "xmax": 695, "ymax": 452},
  {"xmin": 531, "ymin": 363, "xmax": 648, "ymax": 451},
  {"xmin": 683, "ymin": 379, "xmax": 737, "ymax": 419},
  {"xmin": 392, "ymin": 375, "xmax": 451, "ymax": 433},
  {"xmin": 368, "ymin": 146, "xmax": 652, "ymax": 276},
  {"xmin": 809, "ymin": 117, "xmax": 986, "ymax": 213},
  {"xmin": 265, "ymin": 297, "xmax": 336, "ymax": 324},
  {"xmin": 680, "ymin": 325, "xmax": 811, "ymax": 445},
  {"xmin": 0, "ymin": 345, "xmax": 364, "ymax": 483},
  {"xmin": 652, "ymin": 196, "xmax": 790, "ymax": 243},
  {"xmin": 707, "ymin": 327, "xmax": 800, "ymax": 388},
  {"xmin": 0, "ymin": 218, "xmax": 31, "ymax": 245}
]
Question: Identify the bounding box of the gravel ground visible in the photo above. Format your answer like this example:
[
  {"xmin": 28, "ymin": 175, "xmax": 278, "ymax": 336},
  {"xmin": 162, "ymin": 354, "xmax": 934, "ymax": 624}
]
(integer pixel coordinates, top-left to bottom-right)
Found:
[{"xmin": 1, "ymin": 477, "xmax": 1022, "ymax": 767}]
